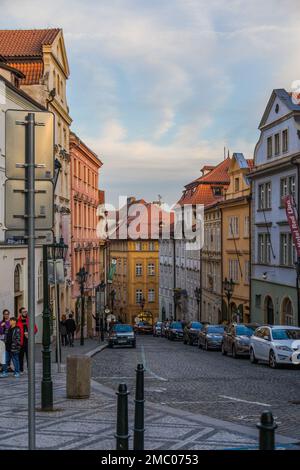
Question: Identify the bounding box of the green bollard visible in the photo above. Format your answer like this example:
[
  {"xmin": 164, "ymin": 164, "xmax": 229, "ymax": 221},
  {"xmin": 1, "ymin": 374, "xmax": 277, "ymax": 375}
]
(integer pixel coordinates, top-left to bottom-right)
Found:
[
  {"xmin": 115, "ymin": 383, "xmax": 129, "ymax": 450},
  {"xmin": 134, "ymin": 363, "xmax": 145, "ymax": 450},
  {"xmin": 257, "ymin": 411, "xmax": 277, "ymax": 450}
]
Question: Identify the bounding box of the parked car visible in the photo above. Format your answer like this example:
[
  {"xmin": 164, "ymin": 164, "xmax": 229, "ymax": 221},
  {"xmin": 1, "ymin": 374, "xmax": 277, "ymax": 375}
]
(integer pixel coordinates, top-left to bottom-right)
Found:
[
  {"xmin": 198, "ymin": 324, "xmax": 225, "ymax": 350},
  {"xmin": 153, "ymin": 321, "xmax": 163, "ymax": 336},
  {"xmin": 222, "ymin": 323, "xmax": 259, "ymax": 358},
  {"xmin": 134, "ymin": 321, "xmax": 153, "ymax": 334},
  {"xmin": 249, "ymin": 325, "xmax": 300, "ymax": 368},
  {"xmin": 167, "ymin": 321, "xmax": 184, "ymax": 340},
  {"xmin": 183, "ymin": 322, "xmax": 203, "ymax": 345},
  {"xmin": 108, "ymin": 323, "xmax": 136, "ymax": 348}
]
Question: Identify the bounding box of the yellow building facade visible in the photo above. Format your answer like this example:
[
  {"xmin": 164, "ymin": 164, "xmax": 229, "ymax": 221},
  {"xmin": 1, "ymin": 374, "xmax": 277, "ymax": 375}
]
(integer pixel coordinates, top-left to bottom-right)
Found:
[
  {"xmin": 219, "ymin": 154, "xmax": 253, "ymax": 323},
  {"xmin": 110, "ymin": 239, "xmax": 159, "ymax": 325}
]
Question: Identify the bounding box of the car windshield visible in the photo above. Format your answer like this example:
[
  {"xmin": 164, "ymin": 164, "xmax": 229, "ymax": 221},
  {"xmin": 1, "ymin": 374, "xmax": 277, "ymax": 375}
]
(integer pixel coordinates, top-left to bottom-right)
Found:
[
  {"xmin": 236, "ymin": 325, "xmax": 255, "ymax": 336},
  {"xmin": 191, "ymin": 322, "xmax": 202, "ymax": 329},
  {"xmin": 172, "ymin": 322, "xmax": 183, "ymax": 329},
  {"xmin": 113, "ymin": 324, "xmax": 133, "ymax": 332},
  {"xmin": 272, "ymin": 329, "xmax": 300, "ymax": 340},
  {"xmin": 207, "ymin": 326, "xmax": 224, "ymax": 334}
]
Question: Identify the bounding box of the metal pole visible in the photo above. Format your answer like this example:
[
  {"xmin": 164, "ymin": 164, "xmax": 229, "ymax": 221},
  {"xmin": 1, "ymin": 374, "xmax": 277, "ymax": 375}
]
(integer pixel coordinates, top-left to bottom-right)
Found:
[
  {"xmin": 41, "ymin": 245, "xmax": 53, "ymax": 410},
  {"xmin": 80, "ymin": 283, "xmax": 84, "ymax": 346},
  {"xmin": 26, "ymin": 112, "xmax": 36, "ymax": 450},
  {"xmin": 134, "ymin": 364, "xmax": 145, "ymax": 450},
  {"xmin": 56, "ymin": 282, "xmax": 61, "ymax": 364},
  {"xmin": 54, "ymin": 260, "xmax": 61, "ymax": 372},
  {"xmin": 115, "ymin": 383, "xmax": 129, "ymax": 450}
]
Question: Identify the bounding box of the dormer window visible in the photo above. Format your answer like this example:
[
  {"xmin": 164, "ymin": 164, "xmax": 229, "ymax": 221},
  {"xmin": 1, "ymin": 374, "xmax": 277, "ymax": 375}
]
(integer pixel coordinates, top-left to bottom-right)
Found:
[
  {"xmin": 267, "ymin": 136, "xmax": 272, "ymax": 158},
  {"xmin": 213, "ymin": 187, "xmax": 222, "ymax": 196}
]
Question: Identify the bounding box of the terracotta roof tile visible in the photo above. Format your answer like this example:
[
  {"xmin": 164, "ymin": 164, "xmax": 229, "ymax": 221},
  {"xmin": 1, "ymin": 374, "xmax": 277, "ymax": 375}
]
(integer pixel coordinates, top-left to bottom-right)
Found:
[
  {"xmin": 7, "ymin": 61, "xmax": 43, "ymax": 85},
  {"xmin": 247, "ymin": 159, "xmax": 254, "ymax": 170},
  {"xmin": 0, "ymin": 29, "xmax": 60, "ymax": 58}
]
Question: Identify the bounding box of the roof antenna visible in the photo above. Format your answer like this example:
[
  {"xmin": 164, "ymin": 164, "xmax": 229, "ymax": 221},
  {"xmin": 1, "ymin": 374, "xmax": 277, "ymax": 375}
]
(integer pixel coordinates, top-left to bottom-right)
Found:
[
  {"xmin": 224, "ymin": 146, "xmax": 226, "ymax": 160},
  {"xmin": 227, "ymin": 149, "xmax": 230, "ymax": 159}
]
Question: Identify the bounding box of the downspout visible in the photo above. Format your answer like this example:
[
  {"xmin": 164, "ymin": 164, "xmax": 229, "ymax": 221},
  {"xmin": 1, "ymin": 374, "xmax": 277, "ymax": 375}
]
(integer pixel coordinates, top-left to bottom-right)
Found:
[{"xmin": 173, "ymin": 237, "xmax": 176, "ymax": 321}]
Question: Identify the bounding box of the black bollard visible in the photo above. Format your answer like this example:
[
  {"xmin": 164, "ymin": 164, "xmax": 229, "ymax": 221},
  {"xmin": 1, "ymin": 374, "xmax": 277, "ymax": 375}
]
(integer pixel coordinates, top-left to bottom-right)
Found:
[
  {"xmin": 257, "ymin": 411, "xmax": 277, "ymax": 450},
  {"xmin": 134, "ymin": 363, "xmax": 145, "ymax": 450},
  {"xmin": 115, "ymin": 383, "xmax": 129, "ymax": 450}
]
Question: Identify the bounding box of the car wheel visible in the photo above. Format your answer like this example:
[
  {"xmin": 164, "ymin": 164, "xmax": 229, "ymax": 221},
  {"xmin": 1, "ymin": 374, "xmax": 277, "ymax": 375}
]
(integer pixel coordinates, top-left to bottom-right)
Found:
[
  {"xmin": 232, "ymin": 345, "xmax": 238, "ymax": 358},
  {"xmin": 108, "ymin": 342, "xmax": 113, "ymax": 349},
  {"xmin": 221, "ymin": 342, "xmax": 227, "ymax": 355},
  {"xmin": 250, "ymin": 347, "xmax": 258, "ymax": 364},
  {"xmin": 269, "ymin": 350, "xmax": 278, "ymax": 369},
  {"xmin": 132, "ymin": 342, "xmax": 136, "ymax": 348}
]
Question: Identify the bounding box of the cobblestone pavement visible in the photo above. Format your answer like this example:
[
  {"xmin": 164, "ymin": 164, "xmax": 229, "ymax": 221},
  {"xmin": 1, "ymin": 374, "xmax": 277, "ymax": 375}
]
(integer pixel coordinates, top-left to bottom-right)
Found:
[{"xmin": 92, "ymin": 335, "xmax": 300, "ymax": 441}]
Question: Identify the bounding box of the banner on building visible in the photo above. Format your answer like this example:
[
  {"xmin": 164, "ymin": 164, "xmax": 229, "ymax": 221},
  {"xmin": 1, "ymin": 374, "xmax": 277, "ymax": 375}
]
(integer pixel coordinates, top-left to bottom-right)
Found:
[
  {"xmin": 284, "ymin": 195, "xmax": 300, "ymax": 257},
  {"xmin": 107, "ymin": 258, "xmax": 117, "ymax": 283}
]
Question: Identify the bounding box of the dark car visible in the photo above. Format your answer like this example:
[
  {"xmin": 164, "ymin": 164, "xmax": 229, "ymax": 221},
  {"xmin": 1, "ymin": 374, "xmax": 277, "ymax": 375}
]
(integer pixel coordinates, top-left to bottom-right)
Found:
[
  {"xmin": 153, "ymin": 321, "xmax": 163, "ymax": 336},
  {"xmin": 167, "ymin": 321, "xmax": 184, "ymax": 340},
  {"xmin": 134, "ymin": 321, "xmax": 153, "ymax": 334},
  {"xmin": 222, "ymin": 323, "xmax": 259, "ymax": 358},
  {"xmin": 198, "ymin": 324, "xmax": 225, "ymax": 350},
  {"xmin": 183, "ymin": 322, "xmax": 203, "ymax": 345},
  {"xmin": 108, "ymin": 323, "xmax": 136, "ymax": 348}
]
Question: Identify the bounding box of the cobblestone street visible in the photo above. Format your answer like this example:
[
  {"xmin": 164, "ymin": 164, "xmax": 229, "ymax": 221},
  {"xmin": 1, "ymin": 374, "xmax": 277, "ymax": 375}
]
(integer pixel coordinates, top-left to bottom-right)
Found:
[{"xmin": 92, "ymin": 335, "xmax": 300, "ymax": 441}]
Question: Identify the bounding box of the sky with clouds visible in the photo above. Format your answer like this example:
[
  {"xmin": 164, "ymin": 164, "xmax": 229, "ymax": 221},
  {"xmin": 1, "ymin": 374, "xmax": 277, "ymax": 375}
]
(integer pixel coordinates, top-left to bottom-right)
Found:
[{"xmin": 1, "ymin": 0, "xmax": 300, "ymax": 206}]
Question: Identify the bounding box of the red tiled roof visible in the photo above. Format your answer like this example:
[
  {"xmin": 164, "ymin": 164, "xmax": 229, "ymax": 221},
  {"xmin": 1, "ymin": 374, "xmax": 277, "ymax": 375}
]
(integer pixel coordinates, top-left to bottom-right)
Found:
[
  {"xmin": 7, "ymin": 61, "xmax": 43, "ymax": 85},
  {"xmin": 0, "ymin": 29, "xmax": 60, "ymax": 58},
  {"xmin": 196, "ymin": 157, "xmax": 231, "ymax": 184}
]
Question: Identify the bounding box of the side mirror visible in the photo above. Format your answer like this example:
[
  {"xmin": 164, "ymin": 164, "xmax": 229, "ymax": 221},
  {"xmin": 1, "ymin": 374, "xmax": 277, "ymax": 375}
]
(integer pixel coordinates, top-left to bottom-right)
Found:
[{"xmin": 263, "ymin": 335, "xmax": 270, "ymax": 341}]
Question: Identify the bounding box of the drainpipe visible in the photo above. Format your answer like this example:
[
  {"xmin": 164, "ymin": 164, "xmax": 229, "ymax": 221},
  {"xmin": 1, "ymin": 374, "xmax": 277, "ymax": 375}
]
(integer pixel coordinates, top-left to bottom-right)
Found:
[{"xmin": 291, "ymin": 156, "xmax": 300, "ymax": 327}]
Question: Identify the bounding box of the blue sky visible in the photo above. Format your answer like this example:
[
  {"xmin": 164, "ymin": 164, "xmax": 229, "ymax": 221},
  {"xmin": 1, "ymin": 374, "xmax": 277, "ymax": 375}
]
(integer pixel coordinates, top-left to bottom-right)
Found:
[{"xmin": 1, "ymin": 0, "xmax": 300, "ymax": 206}]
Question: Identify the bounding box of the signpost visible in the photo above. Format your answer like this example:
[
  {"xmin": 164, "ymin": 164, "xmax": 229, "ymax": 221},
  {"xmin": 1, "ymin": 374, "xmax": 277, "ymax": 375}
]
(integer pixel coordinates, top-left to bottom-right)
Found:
[{"xmin": 5, "ymin": 110, "xmax": 54, "ymax": 450}]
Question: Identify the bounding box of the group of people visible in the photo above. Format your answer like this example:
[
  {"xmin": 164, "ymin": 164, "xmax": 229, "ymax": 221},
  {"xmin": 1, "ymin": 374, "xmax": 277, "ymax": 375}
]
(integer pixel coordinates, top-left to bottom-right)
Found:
[
  {"xmin": 0, "ymin": 307, "xmax": 37, "ymax": 378},
  {"xmin": 59, "ymin": 313, "xmax": 76, "ymax": 347}
]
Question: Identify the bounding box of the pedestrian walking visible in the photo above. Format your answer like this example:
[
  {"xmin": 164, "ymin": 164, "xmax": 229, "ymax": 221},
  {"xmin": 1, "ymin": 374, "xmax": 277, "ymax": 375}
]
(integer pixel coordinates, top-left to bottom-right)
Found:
[
  {"xmin": 0, "ymin": 310, "xmax": 10, "ymax": 371},
  {"xmin": 17, "ymin": 307, "xmax": 38, "ymax": 373},
  {"xmin": 60, "ymin": 314, "xmax": 68, "ymax": 346},
  {"xmin": 0, "ymin": 317, "xmax": 21, "ymax": 378},
  {"xmin": 65, "ymin": 313, "xmax": 76, "ymax": 347}
]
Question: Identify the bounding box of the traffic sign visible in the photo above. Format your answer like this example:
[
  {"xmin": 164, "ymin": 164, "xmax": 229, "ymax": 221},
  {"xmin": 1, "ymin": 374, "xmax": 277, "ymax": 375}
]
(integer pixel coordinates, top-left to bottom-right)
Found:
[
  {"xmin": 5, "ymin": 179, "xmax": 54, "ymax": 230},
  {"xmin": 5, "ymin": 230, "xmax": 54, "ymax": 245},
  {"xmin": 5, "ymin": 109, "xmax": 54, "ymax": 180}
]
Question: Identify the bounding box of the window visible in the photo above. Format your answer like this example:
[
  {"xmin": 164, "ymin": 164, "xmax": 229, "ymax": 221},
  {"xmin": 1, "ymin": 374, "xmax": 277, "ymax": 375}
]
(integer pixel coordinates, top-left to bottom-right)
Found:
[
  {"xmin": 258, "ymin": 233, "xmax": 271, "ymax": 264},
  {"xmin": 234, "ymin": 178, "xmax": 240, "ymax": 192},
  {"xmin": 14, "ymin": 264, "xmax": 21, "ymax": 293},
  {"xmin": 282, "ymin": 129, "xmax": 288, "ymax": 153},
  {"xmin": 244, "ymin": 260, "xmax": 250, "ymax": 285},
  {"xmin": 148, "ymin": 289, "xmax": 155, "ymax": 302},
  {"xmin": 229, "ymin": 259, "xmax": 239, "ymax": 282},
  {"xmin": 255, "ymin": 295, "xmax": 261, "ymax": 308},
  {"xmin": 136, "ymin": 289, "xmax": 143, "ymax": 304},
  {"xmin": 267, "ymin": 136, "xmax": 272, "ymax": 158},
  {"xmin": 38, "ymin": 261, "xmax": 43, "ymax": 301},
  {"xmin": 280, "ymin": 233, "xmax": 296, "ymax": 266},
  {"xmin": 135, "ymin": 242, "xmax": 141, "ymax": 251},
  {"xmin": 149, "ymin": 241, "xmax": 155, "ymax": 251},
  {"xmin": 213, "ymin": 187, "xmax": 222, "ymax": 196},
  {"xmin": 281, "ymin": 298, "xmax": 294, "ymax": 326},
  {"xmin": 258, "ymin": 182, "xmax": 271, "ymax": 210},
  {"xmin": 136, "ymin": 263, "xmax": 142, "ymax": 276},
  {"xmin": 280, "ymin": 175, "xmax": 296, "ymax": 205},
  {"xmin": 244, "ymin": 216, "xmax": 250, "ymax": 237},
  {"xmin": 274, "ymin": 133, "xmax": 280, "ymax": 156},
  {"xmin": 148, "ymin": 263, "xmax": 155, "ymax": 276},
  {"xmin": 228, "ymin": 216, "xmax": 239, "ymax": 238}
]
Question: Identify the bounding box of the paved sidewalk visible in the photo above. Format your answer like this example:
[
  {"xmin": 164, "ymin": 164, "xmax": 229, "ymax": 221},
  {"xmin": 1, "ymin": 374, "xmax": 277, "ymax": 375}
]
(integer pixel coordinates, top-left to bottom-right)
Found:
[
  {"xmin": 0, "ymin": 345, "xmax": 298, "ymax": 450},
  {"xmin": 35, "ymin": 337, "xmax": 105, "ymax": 364}
]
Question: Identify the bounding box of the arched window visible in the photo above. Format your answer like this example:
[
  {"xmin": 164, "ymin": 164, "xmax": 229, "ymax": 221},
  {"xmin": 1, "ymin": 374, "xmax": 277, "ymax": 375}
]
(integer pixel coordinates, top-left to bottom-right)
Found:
[
  {"xmin": 265, "ymin": 296, "xmax": 274, "ymax": 325},
  {"xmin": 14, "ymin": 264, "xmax": 21, "ymax": 293},
  {"xmin": 38, "ymin": 261, "xmax": 43, "ymax": 301},
  {"xmin": 281, "ymin": 298, "xmax": 294, "ymax": 326}
]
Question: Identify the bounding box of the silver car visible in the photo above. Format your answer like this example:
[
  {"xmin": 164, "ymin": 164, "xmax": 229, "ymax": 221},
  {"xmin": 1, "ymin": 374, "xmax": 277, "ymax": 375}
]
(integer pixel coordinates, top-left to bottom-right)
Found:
[
  {"xmin": 250, "ymin": 325, "xmax": 300, "ymax": 368},
  {"xmin": 198, "ymin": 324, "xmax": 225, "ymax": 350}
]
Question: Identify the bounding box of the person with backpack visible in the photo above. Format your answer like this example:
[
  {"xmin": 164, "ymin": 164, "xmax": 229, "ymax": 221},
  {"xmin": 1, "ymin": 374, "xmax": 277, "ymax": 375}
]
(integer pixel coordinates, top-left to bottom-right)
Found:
[
  {"xmin": 0, "ymin": 317, "xmax": 21, "ymax": 378},
  {"xmin": 65, "ymin": 313, "xmax": 76, "ymax": 347}
]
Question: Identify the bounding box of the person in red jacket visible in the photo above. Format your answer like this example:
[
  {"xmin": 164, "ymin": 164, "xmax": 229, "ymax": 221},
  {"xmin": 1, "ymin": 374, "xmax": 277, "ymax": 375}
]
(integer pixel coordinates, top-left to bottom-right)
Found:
[{"xmin": 17, "ymin": 307, "xmax": 38, "ymax": 373}]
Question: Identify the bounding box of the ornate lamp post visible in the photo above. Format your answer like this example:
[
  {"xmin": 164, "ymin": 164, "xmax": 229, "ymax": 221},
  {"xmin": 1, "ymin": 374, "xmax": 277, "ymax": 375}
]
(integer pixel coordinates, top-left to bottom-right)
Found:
[
  {"xmin": 76, "ymin": 267, "xmax": 89, "ymax": 346},
  {"xmin": 223, "ymin": 277, "xmax": 234, "ymax": 322},
  {"xmin": 110, "ymin": 289, "xmax": 116, "ymax": 315},
  {"xmin": 194, "ymin": 287, "xmax": 201, "ymax": 322}
]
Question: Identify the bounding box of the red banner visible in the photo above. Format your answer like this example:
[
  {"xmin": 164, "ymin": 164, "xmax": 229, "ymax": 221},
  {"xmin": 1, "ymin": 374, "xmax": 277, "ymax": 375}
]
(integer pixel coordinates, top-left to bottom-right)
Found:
[{"xmin": 284, "ymin": 195, "xmax": 300, "ymax": 257}]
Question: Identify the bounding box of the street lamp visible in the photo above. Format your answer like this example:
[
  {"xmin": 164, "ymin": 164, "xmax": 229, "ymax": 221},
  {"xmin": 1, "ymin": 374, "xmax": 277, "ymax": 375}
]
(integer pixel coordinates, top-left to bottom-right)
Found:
[
  {"xmin": 223, "ymin": 277, "xmax": 234, "ymax": 322},
  {"xmin": 194, "ymin": 287, "xmax": 201, "ymax": 322},
  {"xmin": 110, "ymin": 289, "xmax": 116, "ymax": 315},
  {"xmin": 76, "ymin": 267, "xmax": 89, "ymax": 346},
  {"xmin": 48, "ymin": 236, "xmax": 68, "ymax": 373}
]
